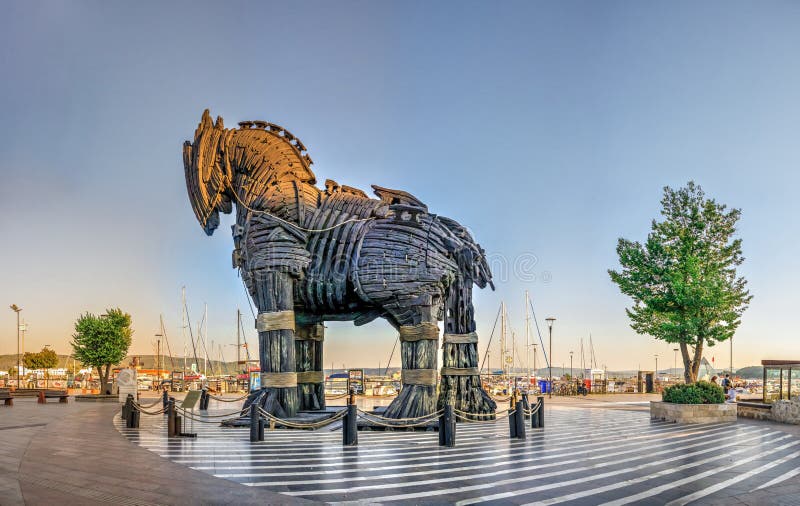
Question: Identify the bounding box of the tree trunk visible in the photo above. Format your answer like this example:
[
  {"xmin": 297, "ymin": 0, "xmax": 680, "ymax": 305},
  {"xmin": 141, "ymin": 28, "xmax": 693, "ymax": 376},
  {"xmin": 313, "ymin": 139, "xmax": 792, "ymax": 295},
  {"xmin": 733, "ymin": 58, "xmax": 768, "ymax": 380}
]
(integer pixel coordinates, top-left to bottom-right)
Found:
[
  {"xmin": 680, "ymin": 340, "xmax": 704, "ymax": 384},
  {"xmin": 680, "ymin": 343, "xmax": 692, "ymax": 383},
  {"xmin": 691, "ymin": 341, "xmax": 703, "ymax": 383},
  {"xmin": 98, "ymin": 364, "xmax": 112, "ymax": 395}
]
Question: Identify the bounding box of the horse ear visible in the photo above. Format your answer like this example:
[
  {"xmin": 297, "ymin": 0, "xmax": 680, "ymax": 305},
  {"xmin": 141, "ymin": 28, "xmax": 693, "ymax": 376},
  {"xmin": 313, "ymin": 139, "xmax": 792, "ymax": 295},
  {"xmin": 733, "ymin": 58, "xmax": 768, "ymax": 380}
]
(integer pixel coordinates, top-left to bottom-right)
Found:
[{"xmin": 183, "ymin": 110, "xmax": 231, "ymax": 236}]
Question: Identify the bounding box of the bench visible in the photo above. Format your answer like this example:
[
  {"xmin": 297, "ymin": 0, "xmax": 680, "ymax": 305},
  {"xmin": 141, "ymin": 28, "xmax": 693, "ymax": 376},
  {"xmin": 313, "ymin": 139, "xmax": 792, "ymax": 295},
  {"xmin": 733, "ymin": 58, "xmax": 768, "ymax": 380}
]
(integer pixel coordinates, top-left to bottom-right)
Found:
[
  {"xmin": 0, "ymin": 389, "xmax": 12, "ymax": 406},
  {"xmin": 10, "ymin": 388, "xmax": 68, "ymax": 403},
  {"xmin": 38, "ymin": 389, "xmax": 69, "ymax": 403}
]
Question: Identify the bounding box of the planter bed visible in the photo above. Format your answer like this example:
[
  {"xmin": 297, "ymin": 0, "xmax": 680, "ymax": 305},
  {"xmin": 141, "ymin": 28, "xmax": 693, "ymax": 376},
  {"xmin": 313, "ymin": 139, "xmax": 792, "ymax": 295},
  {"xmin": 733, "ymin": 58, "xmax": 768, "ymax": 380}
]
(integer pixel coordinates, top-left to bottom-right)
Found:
[{"xmin": 650, "ymin": 401, "xmax": 737, "ymax": 424}]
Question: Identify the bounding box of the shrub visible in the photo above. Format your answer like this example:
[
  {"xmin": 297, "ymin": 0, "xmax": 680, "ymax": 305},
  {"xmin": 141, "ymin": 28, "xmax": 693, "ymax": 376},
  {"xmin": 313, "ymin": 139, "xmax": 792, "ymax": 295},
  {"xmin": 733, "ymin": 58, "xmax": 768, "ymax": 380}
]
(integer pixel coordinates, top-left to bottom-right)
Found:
[{"xmin": 662, "ymin": 381, "xmax": 725, "ymax": 404}]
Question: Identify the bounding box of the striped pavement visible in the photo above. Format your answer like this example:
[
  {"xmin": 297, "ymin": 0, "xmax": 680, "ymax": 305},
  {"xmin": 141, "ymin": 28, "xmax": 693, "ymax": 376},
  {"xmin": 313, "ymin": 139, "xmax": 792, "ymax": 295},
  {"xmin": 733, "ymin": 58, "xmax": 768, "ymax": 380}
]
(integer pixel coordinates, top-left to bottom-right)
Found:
[{"xmin": 114, "ymin": 402, "xmax": 800, "ymax": 505}]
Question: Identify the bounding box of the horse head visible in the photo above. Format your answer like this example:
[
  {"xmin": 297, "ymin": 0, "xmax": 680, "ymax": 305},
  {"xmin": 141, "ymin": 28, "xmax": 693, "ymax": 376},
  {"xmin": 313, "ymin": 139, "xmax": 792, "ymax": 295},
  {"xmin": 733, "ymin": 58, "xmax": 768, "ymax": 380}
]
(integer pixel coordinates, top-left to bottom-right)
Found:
[{"xmin": 183, "ymin": 109, "xmax": 233, "ymax": 236}]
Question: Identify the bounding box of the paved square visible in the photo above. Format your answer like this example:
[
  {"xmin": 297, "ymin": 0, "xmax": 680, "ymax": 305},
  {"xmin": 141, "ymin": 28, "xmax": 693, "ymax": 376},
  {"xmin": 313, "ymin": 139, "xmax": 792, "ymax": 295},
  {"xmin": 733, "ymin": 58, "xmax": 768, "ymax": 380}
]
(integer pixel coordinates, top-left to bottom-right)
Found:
[{"xmin": 115, "ymin": 400, "xmax": 800, "ymax": 505}]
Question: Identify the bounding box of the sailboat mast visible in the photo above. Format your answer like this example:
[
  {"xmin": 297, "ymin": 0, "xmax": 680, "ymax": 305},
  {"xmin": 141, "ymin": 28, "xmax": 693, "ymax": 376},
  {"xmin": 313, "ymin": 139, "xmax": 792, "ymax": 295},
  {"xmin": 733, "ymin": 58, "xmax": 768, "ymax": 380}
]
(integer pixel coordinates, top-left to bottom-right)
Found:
[
  {"xmin": 525, "ymin": 290, "xmax": 531, "ymax": 391},
  {"xmin": 236, "ymin": 309, "xmax": 241, "ymax": 371},
  {"xmin": 500, "ymin": 301, "xmax": 506, "ymax": 384},
  {"xmin": 181, "ymin": 287, "xmax": 187, "ymax": 375}
]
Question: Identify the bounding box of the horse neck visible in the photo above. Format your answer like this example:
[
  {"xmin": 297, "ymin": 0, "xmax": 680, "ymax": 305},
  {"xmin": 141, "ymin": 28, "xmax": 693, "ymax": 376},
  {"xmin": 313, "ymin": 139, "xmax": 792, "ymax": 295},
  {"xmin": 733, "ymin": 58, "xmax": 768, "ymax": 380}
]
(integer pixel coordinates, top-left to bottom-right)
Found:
[{"xmin": 224, "ymin": 129, "xmax": 311, "ymax": 224}]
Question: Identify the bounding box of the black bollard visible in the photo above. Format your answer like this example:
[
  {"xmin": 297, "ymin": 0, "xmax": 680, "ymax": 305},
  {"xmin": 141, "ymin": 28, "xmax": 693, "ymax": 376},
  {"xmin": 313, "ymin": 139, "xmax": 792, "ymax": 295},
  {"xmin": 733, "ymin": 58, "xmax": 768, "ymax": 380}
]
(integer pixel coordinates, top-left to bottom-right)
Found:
[
  {"xmin": 167, "ymin": 398, "xmax": 176, "ymax": 437},
  {"xmin": 508, "ymin": 394, "xmax": 517, "ymax": 438},
  {"xmin": 514, "ymin": 400, "xmax": 526, "ymax": 440},
  {"xmin": 343, "ymin": 391, "xmax": 358, "ymax": 446},
  {"xmin": 531, "ymin": 399, "xmax": 539, "ymax": 429},
  {"xmin": 258, "ymin": 417, "xmax": 265, "ymax": 441},
  {"xmin": 537, "ymin": 396, "xmax": 545, "ymax": 428},
  {"xmin": 131, "ymin": 405, "xmax": 140, "ymax": 429},
  {"xmin": 439, "ymin": 403, "xmax": 456, "ymax": 447},
  {"xmin": 250, "ymin": 403, "xmax": 259, "ymax": 442},
  {"xmin": 175, "ymin": 414, "xmax": 182, "ymax": 435},
  {"xmin": 162, "ymin": 389, "xmax": 169, "ymax": 411},
  {"xmin": 122, "ymin": 394, "xmax": 131, "ymax": 421}
]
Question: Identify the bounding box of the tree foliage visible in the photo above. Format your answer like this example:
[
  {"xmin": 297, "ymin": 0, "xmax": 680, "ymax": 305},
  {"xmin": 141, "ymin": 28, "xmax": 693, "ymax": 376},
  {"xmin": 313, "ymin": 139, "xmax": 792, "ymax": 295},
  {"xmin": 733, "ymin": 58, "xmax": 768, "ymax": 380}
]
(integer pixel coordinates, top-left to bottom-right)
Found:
[
  {"xmin": 609, "ymin": 182, "xmax": 752, "ymax": 383},
  {"xmin": 663, "ymin": 381, "xmax": 725, "ymax": 404},
  {"xmin": 22, "ymin": 347, "xmax": 59, "ymax": 370},
  {"xmin": 71, "ymin": 308, "xmax": 133, "ymax": 394}
]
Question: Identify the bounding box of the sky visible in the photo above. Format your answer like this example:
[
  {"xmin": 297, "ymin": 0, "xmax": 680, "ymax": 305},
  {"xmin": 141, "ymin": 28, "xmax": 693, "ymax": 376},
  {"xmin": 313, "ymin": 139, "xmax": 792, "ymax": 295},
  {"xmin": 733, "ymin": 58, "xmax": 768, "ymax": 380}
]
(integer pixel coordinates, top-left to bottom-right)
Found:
[{"xmin": 1, "ymin": 1, "xmax": 799, "ymax": 372}]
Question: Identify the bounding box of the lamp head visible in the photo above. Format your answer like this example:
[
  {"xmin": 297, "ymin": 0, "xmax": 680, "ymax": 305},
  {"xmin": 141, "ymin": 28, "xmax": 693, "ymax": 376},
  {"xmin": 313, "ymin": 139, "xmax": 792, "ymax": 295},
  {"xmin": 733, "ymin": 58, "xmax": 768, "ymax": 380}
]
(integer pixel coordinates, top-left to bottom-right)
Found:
[
  {"xmin": 10, "ymin": 304, "xmax": 21, "ymax": 313},
  {"xmin": 545, "ymin": 317, "xmax": 555, "ymax": 329}
]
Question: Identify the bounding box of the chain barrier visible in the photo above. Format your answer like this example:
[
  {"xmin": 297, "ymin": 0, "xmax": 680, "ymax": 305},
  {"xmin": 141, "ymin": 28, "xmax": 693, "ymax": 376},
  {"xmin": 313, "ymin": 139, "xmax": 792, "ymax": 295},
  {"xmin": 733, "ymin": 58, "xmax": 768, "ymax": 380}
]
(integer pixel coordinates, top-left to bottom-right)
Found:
[
  {"xmin": 175, "ymin": 406, "xmax": 245, "ymax": 418},
  {"xmin": 131, "ymin": 402, "xmax": 168, "ymax": 416},
  {"xmin": 454, "ymin": 407, "xmax": 514, "ymax": 422},
  {"xmin": 135, "ymin": 398, "xmax": 163, "ymax": 409},
  {"xmin": 256, "ymin": 406, "xmax": 348, "ymax": 430},
  {"xmin": 355, "ymin": 409, "xmax": 443, "ymax": 428},
  {"xmin": 523, "ymin": 403, "xmax": 541, "ymax": 417},
  {"xmin": 355, "ymin": 409, "xmax": 443, "ymax": 423},
  {"xmin": 208, "ymin": 393, "xmax": 249, "ymax": 402}
]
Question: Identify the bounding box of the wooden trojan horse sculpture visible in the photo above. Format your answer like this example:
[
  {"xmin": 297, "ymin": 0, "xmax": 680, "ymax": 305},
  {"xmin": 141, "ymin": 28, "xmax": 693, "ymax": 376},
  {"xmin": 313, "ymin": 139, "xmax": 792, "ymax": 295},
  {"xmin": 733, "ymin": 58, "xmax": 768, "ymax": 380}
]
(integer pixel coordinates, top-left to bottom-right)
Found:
[{"xmin": 183, "ymin": 109, "xmax": 496, "ymax": 419}]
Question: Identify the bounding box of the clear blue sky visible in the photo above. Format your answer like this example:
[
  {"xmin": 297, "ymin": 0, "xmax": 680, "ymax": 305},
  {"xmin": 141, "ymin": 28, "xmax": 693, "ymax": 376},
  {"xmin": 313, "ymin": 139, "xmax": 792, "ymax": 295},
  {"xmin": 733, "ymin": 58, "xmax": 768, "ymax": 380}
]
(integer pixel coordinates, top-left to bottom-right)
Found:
[{"xmin": 1, "ymin": 1, "xmax": 798, "ymax": 371}]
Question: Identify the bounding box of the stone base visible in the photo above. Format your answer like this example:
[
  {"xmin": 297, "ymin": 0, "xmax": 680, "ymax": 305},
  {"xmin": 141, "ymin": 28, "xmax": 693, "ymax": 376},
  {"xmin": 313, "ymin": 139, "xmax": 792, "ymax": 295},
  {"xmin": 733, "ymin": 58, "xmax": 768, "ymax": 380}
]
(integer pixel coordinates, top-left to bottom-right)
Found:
[
  {"xmin": 650, "ymin": 401, "xmax": 737, "ymax": 424},
  {"xmin": 737, "ymin": 402, "xmax": 773, "ymax": 421},
  {"xmin": 771, "ymin": 398, "xmax": 800, "ymax": 425}
]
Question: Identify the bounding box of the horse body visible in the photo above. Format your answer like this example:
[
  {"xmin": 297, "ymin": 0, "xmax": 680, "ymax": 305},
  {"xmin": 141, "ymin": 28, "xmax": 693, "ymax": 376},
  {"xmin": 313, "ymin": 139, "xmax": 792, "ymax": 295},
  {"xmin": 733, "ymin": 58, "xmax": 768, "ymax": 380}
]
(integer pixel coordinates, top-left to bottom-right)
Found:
[{"xmin": 184, "ymin": 110, "xmax": 495, "ymax": 418}]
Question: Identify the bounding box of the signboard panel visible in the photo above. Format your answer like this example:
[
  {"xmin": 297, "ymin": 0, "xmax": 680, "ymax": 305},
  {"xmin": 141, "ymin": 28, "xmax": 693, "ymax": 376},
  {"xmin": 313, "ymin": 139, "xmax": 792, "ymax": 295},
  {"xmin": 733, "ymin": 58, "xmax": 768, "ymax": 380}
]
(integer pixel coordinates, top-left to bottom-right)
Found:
[
  {"xmin": 249, "ymin": 371, "xmax": 261, "ymax": 391},
  {"xmin": 117, "ymin": 368, "xmax": 137, "ymax": 402},
  {"xmin": 182, "ymin": 389, "xmax": 202, "ymax": 409},
  {"xmin": 348, "ymin": 369, "xmax": 364, "ymax": 394}
]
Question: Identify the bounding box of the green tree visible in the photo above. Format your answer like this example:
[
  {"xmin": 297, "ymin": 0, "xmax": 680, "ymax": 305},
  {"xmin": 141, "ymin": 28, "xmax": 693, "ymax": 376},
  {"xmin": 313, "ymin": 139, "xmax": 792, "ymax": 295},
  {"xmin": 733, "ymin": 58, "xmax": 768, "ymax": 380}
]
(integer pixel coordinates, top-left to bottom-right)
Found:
[
  {"xmin": 71, "ymin": 308, "xmax": 133, "ymax": 394},
  {"xmin": 22, "ymin": 347, "xmax": 59, "ymax": 370},
  {"xmin": 609, "ymin": 182, "xmax": 752, "ymax": 383}
]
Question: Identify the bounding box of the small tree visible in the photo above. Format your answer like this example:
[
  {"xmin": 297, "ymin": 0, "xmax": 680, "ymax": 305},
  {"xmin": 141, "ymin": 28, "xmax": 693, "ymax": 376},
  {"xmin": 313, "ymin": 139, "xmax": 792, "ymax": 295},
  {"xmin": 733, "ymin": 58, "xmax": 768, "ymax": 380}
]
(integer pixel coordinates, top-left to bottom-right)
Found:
[
  {"xmin": 609, "ymin": 182, "xmax": 752, "ymax": 383},
  {"xmin": 71, "ymin": 308, "xmax": 132, "ymax": 394},
  {"xmin": 23, "ymin": 347, "xmax": 59, "ymax": 370},
  {"xmin": 23, "ymin": 347, "xmax": 59, "ymax": 387}
]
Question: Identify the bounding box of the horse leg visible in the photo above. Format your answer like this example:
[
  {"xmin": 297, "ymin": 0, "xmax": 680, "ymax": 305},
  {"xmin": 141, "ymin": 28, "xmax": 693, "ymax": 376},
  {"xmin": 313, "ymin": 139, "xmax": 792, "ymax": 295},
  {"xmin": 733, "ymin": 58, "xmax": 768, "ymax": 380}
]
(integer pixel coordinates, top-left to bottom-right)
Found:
[
  {"xmin": 439, "ymin": 273, "xmax": 496, "ymax": 418},
  {"xmin": 383, "ymin": 302, "xmax": 441, "ymax": 419},
  {"xmin": 250, "ymin": 269, "xmax": 299, "ymax": 418},
  {"xmin": 295, "ymin": 320, "xmax": 325, "ymax": 411}
]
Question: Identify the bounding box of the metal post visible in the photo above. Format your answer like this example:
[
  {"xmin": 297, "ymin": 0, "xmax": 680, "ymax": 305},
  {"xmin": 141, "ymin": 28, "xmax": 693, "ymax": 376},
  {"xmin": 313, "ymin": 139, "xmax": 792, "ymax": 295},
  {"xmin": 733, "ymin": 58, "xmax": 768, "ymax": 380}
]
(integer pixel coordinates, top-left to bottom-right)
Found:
[
  {"xmin": 258, "ymin": 417, "xmax": 265, "ymax": 441},
  {"xmin": 343, "ymin": 389, "xmax": 358, "ymax": 446},
  {"xmin": 514, "ymin": 399, "xmax": 526, "ymax": 440},
  {"xmin": 531, "ymin": 397, "xmax": 539, "ymax": 429},
  {"xmin": 508, "ymin": 391, "xmax": 518, "ymax": 438},
  {"xmin": 162, "ymin": 389, "xmax": 169, "ymax": 410},
  {"xmin": 167, "ymin": 398, "xmax": 176, "ymax": 437},
  {"xmin": 250, "ymin": 403, "xmax": 259, "ymax": 442},
  {"xmin": 439, "ymin": 403, "xmax": 455, "ymax": 447},
  {"xmin": 10, "ymin": 305, "xmax": 21, "ymax": 389},
  {"xmin": 537, "ymin": 396, "xmax": 545, "ymax": 428}
]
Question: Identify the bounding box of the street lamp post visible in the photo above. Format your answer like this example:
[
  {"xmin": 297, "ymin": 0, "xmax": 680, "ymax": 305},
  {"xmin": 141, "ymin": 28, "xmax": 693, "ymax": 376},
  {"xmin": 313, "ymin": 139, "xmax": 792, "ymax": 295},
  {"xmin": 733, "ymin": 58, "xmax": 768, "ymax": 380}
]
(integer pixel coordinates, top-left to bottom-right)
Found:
[
  {"xmin": 673, "ymin": 348, "xmax": 679, "ymax": 380},
  {"xmin": 655, "ymin": 354, "xmax": 659, "ymax": 387},
  {"xmin": 570, "ymin": 350, "xmax": 574, "ymax": 381},
  {"xmin": 10, "ymin": 305, "xmax": 21, "ymax": 388},
  {"xmin": 545, "ymin": 317, "xmax": 556, "ymax": 398}
]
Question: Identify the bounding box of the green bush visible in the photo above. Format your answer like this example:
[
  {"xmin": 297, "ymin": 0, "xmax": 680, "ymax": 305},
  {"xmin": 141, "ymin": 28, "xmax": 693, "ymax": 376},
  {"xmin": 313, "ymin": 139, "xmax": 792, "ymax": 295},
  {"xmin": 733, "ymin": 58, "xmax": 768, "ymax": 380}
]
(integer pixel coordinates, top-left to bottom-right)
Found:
[{"xmin": 662, "ymin": 381, "xmax": 725, "ymax": 404}]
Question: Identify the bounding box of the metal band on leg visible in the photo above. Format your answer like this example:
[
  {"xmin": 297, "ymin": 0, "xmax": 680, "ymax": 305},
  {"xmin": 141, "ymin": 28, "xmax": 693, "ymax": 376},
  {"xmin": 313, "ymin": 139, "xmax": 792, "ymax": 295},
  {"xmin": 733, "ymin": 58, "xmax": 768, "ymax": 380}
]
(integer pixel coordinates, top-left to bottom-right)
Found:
[
  {"xmin": 256, "ymin": 311, "xmax": 296, "ymax": 332},
  {"xmin": 401, "ymin": 369, "xmax": 438, "ymax": 386},
  {"xmin": 294, "ymin": 323, "xmax": 324, "ymax": 341},
  {"xmin": 442, "ymin": 332, "xmax": 478, "ymax": 344},
  {"xmin": 296, "ymin": 371, "xmax": 325, "ymax": 384},
  {"xmin": 261, "ymin": 372, "xmax": 298, "ymax": 388},
  {"xmin": 440, "ymin": 367, "xmax": 480, "ymax": 376},
  {"xmin": 399, "ymin": 323, "xmax": 440, "ymax": 342}
]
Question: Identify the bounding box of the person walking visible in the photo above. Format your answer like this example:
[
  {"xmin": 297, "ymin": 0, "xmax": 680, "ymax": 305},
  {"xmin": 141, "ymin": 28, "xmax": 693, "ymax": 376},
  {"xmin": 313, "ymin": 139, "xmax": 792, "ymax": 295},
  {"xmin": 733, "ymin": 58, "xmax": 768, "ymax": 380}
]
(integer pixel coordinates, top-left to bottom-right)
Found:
[{"xmin": 721, "ymin": 374, "xmax": 731, "ymax": 390}]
